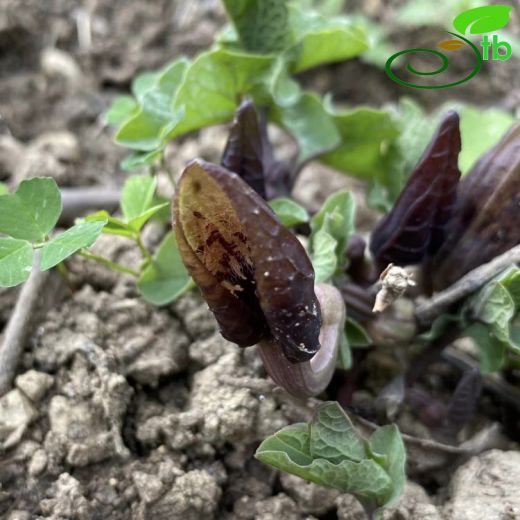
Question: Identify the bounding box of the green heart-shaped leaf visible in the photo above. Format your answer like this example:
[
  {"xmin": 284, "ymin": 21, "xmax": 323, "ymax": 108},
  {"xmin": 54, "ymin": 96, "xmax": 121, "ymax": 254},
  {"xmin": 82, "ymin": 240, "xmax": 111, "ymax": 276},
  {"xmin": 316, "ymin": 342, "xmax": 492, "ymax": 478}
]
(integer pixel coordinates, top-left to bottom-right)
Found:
[
  {"xmin": 40, "ymin": 220, "xmax": 106, "ymax": 271},
  {"xmin": 269, "ymin": 197, "xmax": 309, "ymax": 227},
  {"xmin": 0, "ymin": 177, "xmax": 61, "ymax": 242},
  {"xmin": 0, "ymin": 238, "xmax": 33, "ymax": 287}
]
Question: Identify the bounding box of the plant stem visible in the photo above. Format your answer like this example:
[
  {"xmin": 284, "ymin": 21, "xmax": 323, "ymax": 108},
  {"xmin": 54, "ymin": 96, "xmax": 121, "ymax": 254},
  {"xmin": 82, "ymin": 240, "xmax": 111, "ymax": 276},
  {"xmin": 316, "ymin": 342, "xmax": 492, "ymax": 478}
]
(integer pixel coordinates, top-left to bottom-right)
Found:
[
  {"xmin": 135, "ymin": 235, "xmax": 153, "ymax": 264},
  {"xmin": 79, "ymin": 251, "xmax": 139, "ymax": 277},
  {"xmin": 0, "ymin": 251, "xmax": 50, "ymax": 396},
  {"xmin": 56, "ymin": 262, "xmax": 72, "ymax": 287},
  {"xmin": 416, "ymin": 244, "xmax": 520, "ymax": 325},
  {"xmin": 443, "ymin": 346, "xmax": 520, "ymax": 411},
  {"xmin": 339, "ymin": 281, "xmax": 375, "ymax": 322}
]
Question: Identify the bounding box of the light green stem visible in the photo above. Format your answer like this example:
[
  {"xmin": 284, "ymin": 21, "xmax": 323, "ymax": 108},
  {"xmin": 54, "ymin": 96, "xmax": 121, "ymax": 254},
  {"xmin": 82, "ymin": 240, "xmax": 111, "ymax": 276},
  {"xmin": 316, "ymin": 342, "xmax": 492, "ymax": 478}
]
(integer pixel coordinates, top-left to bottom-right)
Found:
[
  {"xmin": 79, "ymin": 251, "xmax": 139, "ymax": 278},
  {"xmin": 56, "ymin": 262, "xmax": 72, "ymax": 285},
  {"xmin": 135, "ymin": 235, "xmax": 153, "ymax": 264}
]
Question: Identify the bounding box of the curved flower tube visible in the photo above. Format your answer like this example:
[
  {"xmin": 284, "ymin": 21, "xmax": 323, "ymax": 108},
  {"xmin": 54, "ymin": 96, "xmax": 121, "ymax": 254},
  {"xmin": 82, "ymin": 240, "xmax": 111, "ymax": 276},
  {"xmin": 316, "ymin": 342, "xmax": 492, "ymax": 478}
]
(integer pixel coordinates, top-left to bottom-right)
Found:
[{"xmin": 258, "ymin": 283, "xmax": 345, "ymax": 397}]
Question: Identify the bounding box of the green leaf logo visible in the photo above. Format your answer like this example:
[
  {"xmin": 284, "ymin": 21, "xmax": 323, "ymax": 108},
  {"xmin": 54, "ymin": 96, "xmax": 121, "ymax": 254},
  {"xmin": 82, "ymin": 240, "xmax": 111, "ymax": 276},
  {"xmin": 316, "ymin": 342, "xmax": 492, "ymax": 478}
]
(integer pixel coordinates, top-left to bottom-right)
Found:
[{"xmin": 453, "ymin": 5, "xmax": 512, "ymax": 35}]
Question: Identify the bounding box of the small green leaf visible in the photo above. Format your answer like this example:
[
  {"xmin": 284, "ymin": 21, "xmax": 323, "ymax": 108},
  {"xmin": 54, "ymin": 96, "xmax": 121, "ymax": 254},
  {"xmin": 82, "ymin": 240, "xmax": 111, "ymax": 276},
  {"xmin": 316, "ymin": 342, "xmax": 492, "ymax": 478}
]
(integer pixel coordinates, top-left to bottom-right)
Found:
[
  {"xmin": 510, "ymin": 321, "xmax": 520, "ymax": 352},
  {"xmin": 458, "ymin": 106, "xmax": 515, "ymax": 173},
  {"xmin": 309, "ymin": 191, "xmax": 356, "ymax": 283},
  {"xmin": 215, "ymin": 23, "xmax": 240, "ymax": 47},
  {"xmin": 120, "ymin": 149, "xmax": 163, "ymax": 171},
  {"xmin": 0, "ymin": 238, "xmax": 33, "ymax": 287},
  {"xmin": 463, "ymin": 266, "xmax": 520, "ymax": 367},
  {"xmin": 167, "ymin": 48, "xmax": 274, "ymax": 140},
  {"xmin": 257, "ymin": 448, "xmax": 392, "ymax": 504},
  {"xmin": 464, "ymin": 322, "xmax": 507, "ymax": 373},
  {"xmin": 115, "ymin": 94, "xmax": 183, "ymax": 151},
  {"xmin": 502, "ymin": 269, "xmax": 520, "ymax": 309},
  {"xmin": 137, "ymin": 232, "xmax": 192, "ymax": 305},
  {"xmin": 222, "ymin": 0, "xmax": 290, "ymax": 53},
  {"xmin": 268, "ymin": 197, "xmax": 309, "ymax": 227},
  {"xmin": 345, "ymin": 318, "xmax": 371, "ymax": 347},
  {"xmin": 258, "ymin": 424, "xmax": 391, "ymax": 497},
  {"xmin": 157, "ymin": 57, "xmax": 191, "ymax": 93},
  {"xmin": 0, "ymin": 177, "xmax": 62, "ymax": 241},
  {"xmin": 468, "ymin": 266, "xmax": 520, "ymax": 346},
  {"xmin": 256, "ymin": 423, "xmax": 313, "ymax": 466},
  {"xmin": 121, "ymin": 174, "xmax": 156, "ymax": 222},
  {"xmin": 116, "ymin": 58, "xmax": 190, "ymax": 151},
  {"xmin": 128, "ymin": 202, "xmax": 169, "ymax": 232},
  {"xmin": 337, "ymin": 332, "xmax": 352, "ymax": 370},
  {"xmin": 311, "ymin": 191, "xmax": 355, "ymax": 259},
  {"xmin": 292, "ymin": 26, "xmax": 368, "ymax": 73},
  {"xmin": 106, "ymin": 96, "xmax": 138, "ymax": 126},
  {"xmin": 366, "ymin": 181, "xmax": 392, "ymax": 213},
  {"xmin": 85, "ymin": 211, "xmax": 135, "ymax": 238},
  {"xmin": 311, "ymin": 228, "xmax": 337, "ymax": 283},
  {"xmin": 288, "ymin": 5, "xmax": 368, "ymax": 73},
  {"xmin": 272, "ymin": 93, "xmax": 341, "ymax": 164},
  {"xmin": 453, "ymin": 5, "xmax": 512, "ymax": 35},
  {"xmin": 255, "ymin": 402, "xmax": 404, "ymax": 509},
  {"xmin": 476, "ymin": 282, "xmax": 515, "ymax": 344},
  {"xmin": 269, "ymin": 56, "xmax": 302, "ymax": 107},
  {"xmin": 40, "ymin": 221, "xmax": 106, "ymax": 270},
  {"xmin": 368, "ymin": 425, "xmax": 406, "ymax": 506},
  {"xmin": 0, "ymin": 182, "xmax": 7, "ymax": 195},
  {"xmin": 310, "ymin": 402, "xmax": 366, "ymax": 463},
  {"xmin": 321, "ymin": 106, "xmax": 400, "ymax": 187},
  {"xmin": 131, "ymin": 71, "xmax": 161, "ymax": 99}
]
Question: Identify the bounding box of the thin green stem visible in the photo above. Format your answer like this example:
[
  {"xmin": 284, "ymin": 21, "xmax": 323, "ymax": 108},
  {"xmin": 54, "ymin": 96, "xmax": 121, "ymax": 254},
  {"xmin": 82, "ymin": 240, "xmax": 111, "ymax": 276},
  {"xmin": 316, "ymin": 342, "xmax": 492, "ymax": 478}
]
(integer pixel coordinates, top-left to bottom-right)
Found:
[
  {"xmin": 33, "ymin": 235, "xmax": 50, "ymax": 249},
  {"xmin": 79, "ymin": 250, "xmax": 139, "ymax": 278},
  {"xmin": 56, "ymin": 262, "xmax": 72, "ymax": 286},
  {"xmin": 135, "ymin": 235, "xmax": 153, "ymax": 264}
]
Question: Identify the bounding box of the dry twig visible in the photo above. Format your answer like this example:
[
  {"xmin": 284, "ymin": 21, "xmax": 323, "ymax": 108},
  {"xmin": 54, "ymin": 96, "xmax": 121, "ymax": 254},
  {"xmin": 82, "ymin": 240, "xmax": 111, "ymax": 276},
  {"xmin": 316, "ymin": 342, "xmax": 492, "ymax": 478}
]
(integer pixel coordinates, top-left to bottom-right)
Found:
[
  {"xmin": 60, "ymin": 187, "xmax": 120, "ymax": 225},
  {"xmin": 373, "ymin": 263, "xmax": 415, "ymax": 313},
  {"xmin": 416, "ymin": 244, "xmax": 520, "ymax": 325}
]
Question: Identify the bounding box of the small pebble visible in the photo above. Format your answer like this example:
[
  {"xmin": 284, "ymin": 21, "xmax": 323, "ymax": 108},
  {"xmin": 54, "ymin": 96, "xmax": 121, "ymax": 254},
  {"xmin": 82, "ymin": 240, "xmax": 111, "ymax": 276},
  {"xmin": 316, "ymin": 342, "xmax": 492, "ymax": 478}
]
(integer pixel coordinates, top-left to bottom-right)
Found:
[
  {"xmin": 15, "ymin": 370, "xmax": 54, "ymax": 402},
  {"xmin": 28, "ymin": 449, "xmax": 48, "ymax": 477}
]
